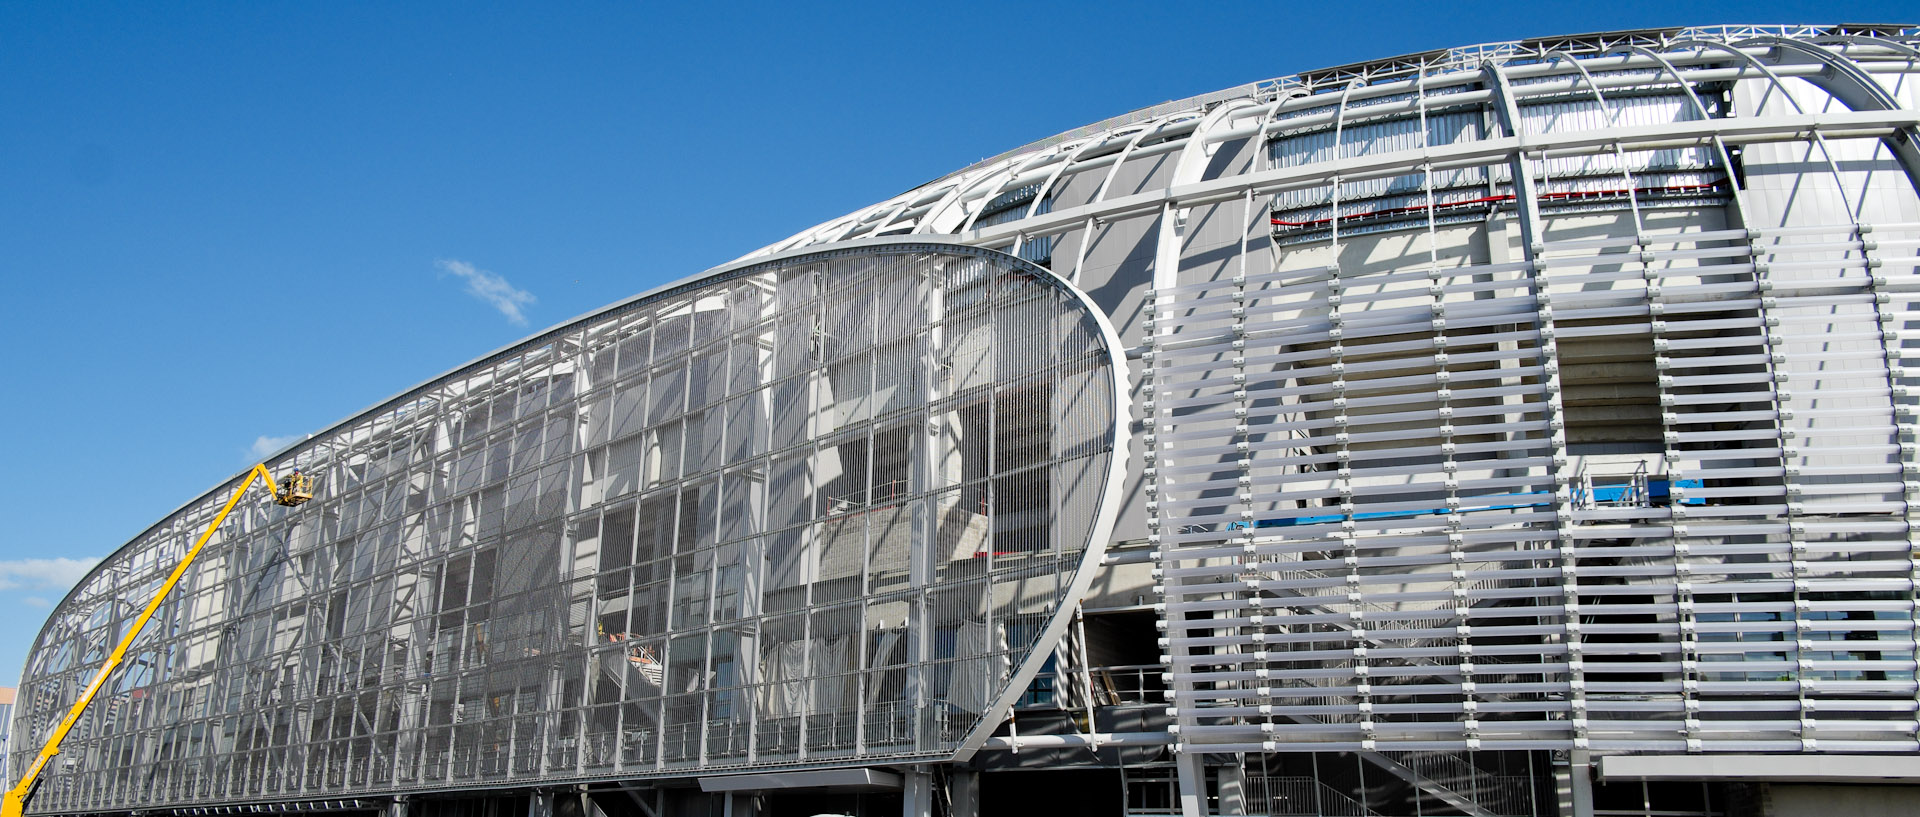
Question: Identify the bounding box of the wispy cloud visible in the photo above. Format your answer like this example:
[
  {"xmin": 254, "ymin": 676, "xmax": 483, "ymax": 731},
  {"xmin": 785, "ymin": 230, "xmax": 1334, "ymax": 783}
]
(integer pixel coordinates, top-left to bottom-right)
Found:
[
  {"xmin": 251, "ymin": 433, "xmax": 302, "ymax": 458},
  {"xmin": 22, "ymin": 597, "xmax": 49, "ymax": 608},
  {"xmin": 0, "ymin": 557, "xmax": 99, "ymax": 599},
  {"xmin": 438, "ymin": 259, "xmax": 535, "ymax": 325}
]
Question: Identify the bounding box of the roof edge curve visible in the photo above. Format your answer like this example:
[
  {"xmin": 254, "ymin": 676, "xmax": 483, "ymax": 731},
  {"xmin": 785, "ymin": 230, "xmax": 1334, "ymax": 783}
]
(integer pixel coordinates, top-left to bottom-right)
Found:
[{"xmin": 33, "ymin": 237, "xmax": 1126, "ymax": 671}]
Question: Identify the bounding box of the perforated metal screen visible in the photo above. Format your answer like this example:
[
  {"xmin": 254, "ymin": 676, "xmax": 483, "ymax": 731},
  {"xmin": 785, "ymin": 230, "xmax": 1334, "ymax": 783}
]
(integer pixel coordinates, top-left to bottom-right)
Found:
[{"xmin": 10, "ymin": 242, "xmax": 1122, "ymax": 812}]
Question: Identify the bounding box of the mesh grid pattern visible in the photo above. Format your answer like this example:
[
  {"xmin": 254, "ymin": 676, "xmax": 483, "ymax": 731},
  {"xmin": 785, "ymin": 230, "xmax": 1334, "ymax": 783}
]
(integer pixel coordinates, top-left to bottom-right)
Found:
[{"xmin": 10, "ymin": 244, "xmax": 1119, "ymax": 811}]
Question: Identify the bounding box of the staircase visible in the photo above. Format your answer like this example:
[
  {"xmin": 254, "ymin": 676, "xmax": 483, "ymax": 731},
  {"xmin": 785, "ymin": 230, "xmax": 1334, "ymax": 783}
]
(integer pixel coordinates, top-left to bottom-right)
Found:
[{"xmin": 1240, "ymin": 555, "xmax": 1540, "ymax": 816}]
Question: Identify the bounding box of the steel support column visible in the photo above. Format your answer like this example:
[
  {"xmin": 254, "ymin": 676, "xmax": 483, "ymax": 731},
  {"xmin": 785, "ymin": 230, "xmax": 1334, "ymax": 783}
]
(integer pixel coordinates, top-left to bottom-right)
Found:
[{"xmin": 901, "ymin": 766, "xmax": 933, "ymax": 817}]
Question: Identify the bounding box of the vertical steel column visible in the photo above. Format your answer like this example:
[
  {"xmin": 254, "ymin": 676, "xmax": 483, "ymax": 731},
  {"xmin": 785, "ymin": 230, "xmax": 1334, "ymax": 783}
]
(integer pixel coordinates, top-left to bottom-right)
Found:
[
  {"xmin": 1483, "ymin": 59, "xmax": 1593, "ymax": 817},
  {"xmin": 1151, "ymin": 97, "xmax": 1255, "ymax": 817},
  {"xmin": 949, "ymin": 768, "xmax": 980, "ymax": 817},
  {"xmin": 901, "ymin": 765, "xmax": 934, "ymax": 817},
  {"xmin": 907, "ymin": 260, "xmax": 944, "ymax": 754},
  {"xmin": 1325, "ymin": 81, "xmax": 1365, "ymax": 762},
  {"xmin": 1145, "ymin": 206, "xmax": 1209, "ymax": 817},
  {"xmin": 719, "ymin": 790, "xmax": 759, "ymax": 817},
  {"xmin": 750, "ymin": 276, "xmax": 779, "ymax": 767},
  {"xmin": 528, "ymin": 790, "xmax": 555, "ymax": 817},
  {"xmin": 1216, "ymin": 760, "xmax": 1247, "ymax": 816}
]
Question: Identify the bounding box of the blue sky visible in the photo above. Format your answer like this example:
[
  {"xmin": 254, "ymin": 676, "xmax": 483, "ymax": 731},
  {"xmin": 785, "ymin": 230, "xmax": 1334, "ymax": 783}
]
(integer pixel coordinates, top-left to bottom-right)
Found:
[{"xmin": 1, "ymin": 1, "xmax": 1910, "ymax": 683}]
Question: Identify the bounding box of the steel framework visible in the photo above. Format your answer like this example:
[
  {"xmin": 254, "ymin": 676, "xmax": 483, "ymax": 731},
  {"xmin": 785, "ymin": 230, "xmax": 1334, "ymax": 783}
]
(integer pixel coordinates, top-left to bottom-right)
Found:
[
  {"xmin": 7, "ymin": 243, "xmax": 1124, "ymax": 813},
  {"xmin": 746, "ymin": 23, "xmax": 1920, "ymax": 817},
  {"xmin": 12, "ymin": 22, "xmax": 1920, "ymax": 817}
]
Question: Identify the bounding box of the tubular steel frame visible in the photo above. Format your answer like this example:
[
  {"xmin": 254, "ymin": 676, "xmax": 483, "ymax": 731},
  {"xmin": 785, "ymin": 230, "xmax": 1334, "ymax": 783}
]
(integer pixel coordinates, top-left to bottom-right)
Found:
[
  {"xmin": 755, "ymin": 23, "xmax": 1920, "ymax": 817},
  {"xmin": 12, "ymin": 23, "xmax": 1920, "ymax": 817},
  {"xmin": 8, "ymin": 240, "xmax": 1125, "ymax": 814}
]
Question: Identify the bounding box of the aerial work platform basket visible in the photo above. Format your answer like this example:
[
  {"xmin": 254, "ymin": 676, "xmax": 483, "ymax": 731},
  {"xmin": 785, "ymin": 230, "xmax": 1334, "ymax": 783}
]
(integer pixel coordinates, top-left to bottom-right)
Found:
[{"xmin": 274, "ymin": 471, "xmax": 315, "ymax": 506}]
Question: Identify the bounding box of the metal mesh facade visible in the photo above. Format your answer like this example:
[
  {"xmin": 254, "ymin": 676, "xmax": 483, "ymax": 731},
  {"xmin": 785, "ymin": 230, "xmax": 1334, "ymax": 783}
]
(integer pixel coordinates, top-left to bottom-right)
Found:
[
  {"xmin": 742, "ymin": 25, "xmax": 1920, "ymax": 815},
  {"xmin": 9, "ymin": 243, "xmax": 1122, "ymax": 812},
  {"xmin": 13, "ymin": 24, "xmax": 1920, "ymax": 817}
]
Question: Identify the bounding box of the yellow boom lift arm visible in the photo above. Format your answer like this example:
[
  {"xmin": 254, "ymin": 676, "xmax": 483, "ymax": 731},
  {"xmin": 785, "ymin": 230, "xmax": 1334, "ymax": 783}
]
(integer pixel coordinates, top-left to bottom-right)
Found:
[{"xmin": 3, "ymin": 464, "xmax": 312, "ymax": 817}]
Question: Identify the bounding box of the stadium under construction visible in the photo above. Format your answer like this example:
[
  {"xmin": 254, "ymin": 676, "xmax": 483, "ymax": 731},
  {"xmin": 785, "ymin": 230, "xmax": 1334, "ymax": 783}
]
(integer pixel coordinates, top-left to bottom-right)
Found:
[{"xmin": 11, "ymin": 23, "xmax": 1920, "ymax": 817}]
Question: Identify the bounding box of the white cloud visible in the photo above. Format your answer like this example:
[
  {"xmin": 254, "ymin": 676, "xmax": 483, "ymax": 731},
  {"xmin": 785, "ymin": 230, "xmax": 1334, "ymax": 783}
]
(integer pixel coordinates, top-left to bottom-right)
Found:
[
  {"xmin": 22, "ymin": 597, "xmax": 49, "ymax": 608},
  {"xmin": 438, "ymin": 259, "xmax": 536, "ymax": 325},
  {"xmin": 0, "ymin": 557, "xmax": 99, "ymax": 597},
  {"xmin": 250, "ymin": 433, "xmax": 302, "ymax": 458}
]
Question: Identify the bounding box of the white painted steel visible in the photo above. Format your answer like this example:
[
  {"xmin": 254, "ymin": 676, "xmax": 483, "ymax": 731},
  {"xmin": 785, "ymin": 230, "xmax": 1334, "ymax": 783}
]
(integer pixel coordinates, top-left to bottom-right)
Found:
[
  {"xmin": 7, "ymin": 240, "xmax": 1128, "ymax": 811},
  {"xmin": 753, "ymin": 25, "xmax": 1920, "ymax": 772},
  {"xmin": 16, "ymin": 22, "xmax": 1920, "ymax": 817}
]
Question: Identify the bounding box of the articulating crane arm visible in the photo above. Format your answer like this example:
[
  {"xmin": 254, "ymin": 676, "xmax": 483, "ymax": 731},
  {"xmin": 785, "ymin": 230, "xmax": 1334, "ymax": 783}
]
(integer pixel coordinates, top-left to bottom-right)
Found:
[{"xmin": 3, "ymin": 464, "xmax": 300, "ymax": 817}]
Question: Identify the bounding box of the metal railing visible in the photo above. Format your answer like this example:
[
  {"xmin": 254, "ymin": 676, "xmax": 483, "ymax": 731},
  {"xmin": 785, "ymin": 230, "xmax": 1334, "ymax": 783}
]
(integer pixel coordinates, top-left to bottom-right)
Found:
[
  {"xmin": 1243, "ymin": 775, "xmax": 1375, "ymax": 816},
  {"xmin": 1017, "ymin": 663, "xmax": 1168, "ymax": 709},
  {"xmin": 826, "ymin": 478, "xmax": 910, "ymax": 515},
  {"xmin": 1573, "ymin": 461, "xmax": 1652, "ymax": 510}
]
